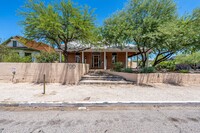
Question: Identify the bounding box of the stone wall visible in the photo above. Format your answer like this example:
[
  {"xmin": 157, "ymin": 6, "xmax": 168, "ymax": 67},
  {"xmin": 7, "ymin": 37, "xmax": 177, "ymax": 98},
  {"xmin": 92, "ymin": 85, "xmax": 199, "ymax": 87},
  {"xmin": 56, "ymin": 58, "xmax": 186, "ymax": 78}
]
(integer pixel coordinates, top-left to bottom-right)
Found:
[
  {"xmin": 106, "ymin": 71, "xmax": 200, "ymax": 85},
  {"xmin": 0, "ymin": 63, "xmax": 89, "ymax": 84}
]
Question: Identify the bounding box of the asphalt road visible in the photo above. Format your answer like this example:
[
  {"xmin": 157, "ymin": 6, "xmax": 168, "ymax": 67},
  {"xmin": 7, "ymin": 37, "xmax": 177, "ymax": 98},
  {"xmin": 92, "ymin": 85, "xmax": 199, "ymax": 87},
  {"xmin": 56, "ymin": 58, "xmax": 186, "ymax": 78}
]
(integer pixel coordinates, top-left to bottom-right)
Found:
[{"xmin": 0, "ymin": 107, "xmax": 200, "ymax": 133}]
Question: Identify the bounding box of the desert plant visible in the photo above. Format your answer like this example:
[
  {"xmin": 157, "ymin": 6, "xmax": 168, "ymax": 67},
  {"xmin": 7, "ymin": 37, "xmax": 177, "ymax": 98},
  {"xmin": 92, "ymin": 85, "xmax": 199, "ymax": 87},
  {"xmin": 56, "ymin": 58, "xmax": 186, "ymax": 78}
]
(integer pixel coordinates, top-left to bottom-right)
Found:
[
  {"xmin": 35, "ymin": 52, "xmax": 59, "ymax": 63},
  {"xmin": 140, "ymin": 67, "xmax": 156, "ymax": 73},
  {"xmin": 2, "ymin": 52, "xmax": 32, "ymax": 63},
  {"xmin": 113, "ymin": 62, "xmax": 123, "ymax": 72},
  {"xmin": 179, "ymin": 70, "xmax": 190, "ymax": 73},
  {"xmin": 175, "ymin": 64, "xmax": 191, "ymax": 71},
  {"xmin": 156, "ymin": 60, "xmax": 176, "ymax": 71},
  {"xmin": 175, "ymin": 52, "xmax": 200, "ymax": 70},
  {"xmin": 121, "ymin": 68, "xmax": 133, "ymax": 73}
]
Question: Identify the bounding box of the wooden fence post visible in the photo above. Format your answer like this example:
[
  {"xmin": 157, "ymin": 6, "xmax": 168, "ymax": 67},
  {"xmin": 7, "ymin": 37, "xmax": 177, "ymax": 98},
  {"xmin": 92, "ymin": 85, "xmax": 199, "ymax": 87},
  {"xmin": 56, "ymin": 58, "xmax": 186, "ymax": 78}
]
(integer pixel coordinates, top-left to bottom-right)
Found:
[{"xmin": 43, "ymin": 74, "xmax": 46, "ymax": 94}]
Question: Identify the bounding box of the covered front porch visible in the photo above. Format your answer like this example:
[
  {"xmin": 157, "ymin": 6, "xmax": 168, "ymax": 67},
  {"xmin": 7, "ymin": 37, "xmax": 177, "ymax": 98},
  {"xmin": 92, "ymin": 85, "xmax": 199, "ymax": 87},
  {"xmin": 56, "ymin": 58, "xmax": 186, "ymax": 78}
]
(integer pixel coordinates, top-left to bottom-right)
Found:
[{"xmin": 68, "ymin": 48, "xmax": 140, "ymax": 70}]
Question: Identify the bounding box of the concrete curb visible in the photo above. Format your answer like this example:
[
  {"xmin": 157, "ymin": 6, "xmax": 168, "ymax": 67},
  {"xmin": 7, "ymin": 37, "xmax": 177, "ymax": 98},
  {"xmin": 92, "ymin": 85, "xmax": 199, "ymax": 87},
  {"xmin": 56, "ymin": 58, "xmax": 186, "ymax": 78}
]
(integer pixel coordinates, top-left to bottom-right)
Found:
[{"xmin": 1, "ymin": 101, "xmax": 200, "ymax": 107}]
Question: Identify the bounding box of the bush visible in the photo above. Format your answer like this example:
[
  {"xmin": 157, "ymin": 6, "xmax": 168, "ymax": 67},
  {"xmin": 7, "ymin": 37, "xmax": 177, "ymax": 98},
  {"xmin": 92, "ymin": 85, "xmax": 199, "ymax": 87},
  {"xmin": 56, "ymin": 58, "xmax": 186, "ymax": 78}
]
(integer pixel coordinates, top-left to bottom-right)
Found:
[
  {"xmin": 175, "ymin": 64, "xmax": 191, "ymax": 71},
  {"xmin": 175, "ymin": 52, "xmax": 200, "ymax": 70},
  {"xmin": 36, "ymin": 52, "xmax": 59, "ymax": 63},
  {"xmin": 121, "ymin": 68, "xmax": 133, "ymax": 73},
  {"xmin": 179, "ymin": 70, "xmax": 190, "ymax": 73},
  {"xmin": 140, "ymin": 67, "xmax": 156, "ymax": 73},
  {"xmin": 156, "ymin": 61, "xmax": 176, "ymax": 71},
  {"xmin": 2, "ymin": 53, "xmax": 32, "ymax": 63},
  {"xmin": 113, "ymin": 62, "xmax": 123, "ymax": 72},
  {"xmin": 0, "ymin": 45, "xmax": 9, "ymax": 62}
]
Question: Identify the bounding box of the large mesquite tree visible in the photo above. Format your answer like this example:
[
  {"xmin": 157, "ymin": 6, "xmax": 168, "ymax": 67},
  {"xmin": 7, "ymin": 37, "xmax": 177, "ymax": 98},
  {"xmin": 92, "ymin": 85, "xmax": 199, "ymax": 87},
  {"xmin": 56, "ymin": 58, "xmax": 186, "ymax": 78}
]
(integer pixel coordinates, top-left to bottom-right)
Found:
[
  {"xmin": 20, "ymin": 0, "xmax": 96, "ymax": 62},
  {"xmin": 102, "ymin": 0, "xmax": 200, "ymax": 67},
  {"xmin": 102, "ymin": 0, "xmax": 177, "ymax": 67}
]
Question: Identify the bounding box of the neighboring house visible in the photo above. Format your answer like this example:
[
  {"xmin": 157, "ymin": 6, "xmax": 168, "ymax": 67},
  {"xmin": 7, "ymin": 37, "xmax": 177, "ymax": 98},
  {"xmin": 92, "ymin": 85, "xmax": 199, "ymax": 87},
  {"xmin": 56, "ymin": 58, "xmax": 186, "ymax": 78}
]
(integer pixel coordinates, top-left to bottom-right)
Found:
[
  {"xmin": 60, "ymin": 42, "xmax": 141, "ymax": 70},
  {"xmin": 1, "ymin": 36, "xmax": 55, "ymax": 62}
]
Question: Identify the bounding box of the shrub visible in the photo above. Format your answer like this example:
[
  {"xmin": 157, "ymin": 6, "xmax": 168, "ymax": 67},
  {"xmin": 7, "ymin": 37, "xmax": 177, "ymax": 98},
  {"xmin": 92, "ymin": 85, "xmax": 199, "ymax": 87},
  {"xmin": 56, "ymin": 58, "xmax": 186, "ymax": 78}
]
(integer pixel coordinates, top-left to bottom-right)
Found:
[
  {"xmin": 0, "ymin": 45, "xmax": 9, "ymax": 62},
  {"xmin": 175, "ymin": 52, "xmax": 200, "ymax": 70},
  {"xmin": 175, "ymin": 64, "xmax": 191, "ymax": 71},
  {"xmin": 156, "ymin": 60, "xmax": 176, "ymax": 71},
  {"xmin": 35, "ymin": 52, "xmax": 59, "ymax": 63},
  {"xmin": 121, "ymin": 68, "xmax": 133, "ymax": 73},
  {"xmin": 179, "ymin": 70, "xmax": 190, "ymax": 73},
  {"xmin": 113, "ymin": 62, "xmax": 123, "ymax": 72},
  {"xmin": 140, "ymin": 67, "xmax": 156, "ymax": 73},
  {"xmin": 2, "ymin": 53, "xmax": 32, "ymax": 63}
]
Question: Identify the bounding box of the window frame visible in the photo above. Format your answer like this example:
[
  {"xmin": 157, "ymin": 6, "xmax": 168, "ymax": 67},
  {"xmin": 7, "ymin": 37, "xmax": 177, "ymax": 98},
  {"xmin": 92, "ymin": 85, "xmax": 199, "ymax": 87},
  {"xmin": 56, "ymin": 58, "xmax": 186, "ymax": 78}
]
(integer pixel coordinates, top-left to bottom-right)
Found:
[{"xmin": 13, "ymin": 41, "xmax": 17, "ymax": 47}]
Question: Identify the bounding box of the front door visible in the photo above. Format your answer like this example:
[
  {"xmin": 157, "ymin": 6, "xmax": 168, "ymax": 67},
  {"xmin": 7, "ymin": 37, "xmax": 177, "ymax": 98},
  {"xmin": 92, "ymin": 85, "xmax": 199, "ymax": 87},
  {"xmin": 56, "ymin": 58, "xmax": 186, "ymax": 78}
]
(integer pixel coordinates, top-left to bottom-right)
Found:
[{"xmin": 92, "ymin": 54, "xmax": 100, "ymax": 68}]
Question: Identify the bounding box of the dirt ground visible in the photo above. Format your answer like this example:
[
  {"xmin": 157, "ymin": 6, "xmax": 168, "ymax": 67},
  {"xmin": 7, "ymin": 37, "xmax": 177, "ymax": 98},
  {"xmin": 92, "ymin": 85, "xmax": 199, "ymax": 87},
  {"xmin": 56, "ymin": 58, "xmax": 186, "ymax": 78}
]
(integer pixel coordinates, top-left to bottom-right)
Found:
[{"xmin": 0, "ymin": 83, "xmax": 199, "ymax": 103}]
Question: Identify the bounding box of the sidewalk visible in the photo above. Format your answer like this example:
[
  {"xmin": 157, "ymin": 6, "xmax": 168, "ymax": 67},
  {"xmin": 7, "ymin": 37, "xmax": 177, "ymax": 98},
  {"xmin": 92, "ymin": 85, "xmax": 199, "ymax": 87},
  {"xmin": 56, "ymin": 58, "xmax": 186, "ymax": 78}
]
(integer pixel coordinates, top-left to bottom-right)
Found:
[{"xmin": 0, "ymin": 83, "xmax": 200, "ymax": 105}]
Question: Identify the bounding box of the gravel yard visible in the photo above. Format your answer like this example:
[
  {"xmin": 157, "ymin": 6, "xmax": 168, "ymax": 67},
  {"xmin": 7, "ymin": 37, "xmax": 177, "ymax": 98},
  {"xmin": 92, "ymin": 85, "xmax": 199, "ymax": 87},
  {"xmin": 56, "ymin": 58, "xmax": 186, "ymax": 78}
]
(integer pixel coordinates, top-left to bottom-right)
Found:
[{"xmin": 0, "ymin": 83, "xmax": 199, "ymax": 103}]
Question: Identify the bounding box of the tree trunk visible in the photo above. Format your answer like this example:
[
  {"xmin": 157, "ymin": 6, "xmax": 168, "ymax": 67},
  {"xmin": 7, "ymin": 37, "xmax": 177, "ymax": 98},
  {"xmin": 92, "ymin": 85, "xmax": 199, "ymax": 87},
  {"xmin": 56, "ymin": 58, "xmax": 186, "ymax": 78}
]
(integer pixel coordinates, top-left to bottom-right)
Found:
[
  {"xmin": 152, "ymin": 52, "xmax": 174, "ymax": 67},
  {"xmin": 141, "ymin": 53, "xmax": 148, "ymax": 68},
  {"xmin": 137, "ymin": 47, "xmax": 148, "ymax": 68},
  {"xmin": 63, "ymin": 51, "xmax": 68, "ymax": 63}
]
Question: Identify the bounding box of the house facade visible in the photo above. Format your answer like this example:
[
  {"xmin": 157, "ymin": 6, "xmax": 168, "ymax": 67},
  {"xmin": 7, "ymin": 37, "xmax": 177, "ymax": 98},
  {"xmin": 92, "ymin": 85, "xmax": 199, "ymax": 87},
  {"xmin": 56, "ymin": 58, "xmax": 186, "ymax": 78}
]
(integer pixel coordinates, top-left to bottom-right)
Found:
[
  {"xmin": 65, "ymin": 45, "xmax": 139, "ymax": 70},
  {"xmin": 1, "ymin": 36, "xmax": 55, "ymax": 62}
]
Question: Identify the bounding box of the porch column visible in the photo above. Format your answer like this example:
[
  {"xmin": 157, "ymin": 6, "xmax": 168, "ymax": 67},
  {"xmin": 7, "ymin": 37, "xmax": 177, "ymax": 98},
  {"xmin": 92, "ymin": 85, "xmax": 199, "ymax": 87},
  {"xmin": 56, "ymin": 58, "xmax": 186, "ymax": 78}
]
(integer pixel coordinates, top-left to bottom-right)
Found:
[
  {"xmin": 82, "ymin": 51, "xmax": 84, "ymax": 63},
  {"xmin": 126, "ymin": 52, "xmax": 128, "ymax": 68},
  {"xmin": 131, "ymin": 56, "xmax": 133, "ymax": 68},
  {"xmin": 104, "ymin": 51, "xmax": 107, "ymax": 70}
]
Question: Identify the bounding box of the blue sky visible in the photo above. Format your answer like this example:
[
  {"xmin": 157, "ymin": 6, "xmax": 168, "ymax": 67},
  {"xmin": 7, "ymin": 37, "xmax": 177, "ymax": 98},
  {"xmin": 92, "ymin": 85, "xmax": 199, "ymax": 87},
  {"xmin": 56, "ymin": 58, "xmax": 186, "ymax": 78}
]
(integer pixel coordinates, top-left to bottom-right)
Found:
[{"xmin": 0, "ymin": 0, "xmax": 200, "ymax": 41}]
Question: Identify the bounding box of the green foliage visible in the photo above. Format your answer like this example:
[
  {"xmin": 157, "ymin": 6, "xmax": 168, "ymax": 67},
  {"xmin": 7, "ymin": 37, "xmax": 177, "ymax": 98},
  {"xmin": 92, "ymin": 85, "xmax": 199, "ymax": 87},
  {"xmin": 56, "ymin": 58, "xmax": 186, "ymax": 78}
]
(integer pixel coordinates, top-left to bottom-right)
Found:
[
  {"xmin": 140, "ymin": 67, "xmax": 156, "ymax": 73},
  {"xmin": 155, "ymin": 60, "xmax": 176, "ymax": 71},
  {"xmin": 2, "ymin": 53, "xmax": 32, "ymax": 63},
  {"xmin": 176, "ymin": 52, "xmax": 200, "ymax": 65},
  {"xmin": 102, "ymin": 0, "xmax": 178, "ymax": 67},
  {"xmin": 121, "ymin": 68, "xmax": 133, "ymax": 73},
  {"xmin": 113, "ymin": 62, "xmax": 123, "ymax": 72},
  {"xmin": 0, "ymin": 46, "xmax": 32, "ymax": 63},
  {"xmin": 35, "ymin": 52, "xmax": 59, "ymax": 63},
  {"xmin": 175, "ymin": 52, "xmax": 200, "ymax": 70},
  {"xmin": 102, "ymin": 0, "xmax": 200, "ymax": 67},
  {"xmin": 0, "ymin": 45, "xmax": 9, "ymax": 62},
  {"xmin": 179, "ymin": 70, "xmax": 190, "ymax": 73},
  {"xmin": 20, "ymin": 0, "xmax": 97, "ymax": 62}
]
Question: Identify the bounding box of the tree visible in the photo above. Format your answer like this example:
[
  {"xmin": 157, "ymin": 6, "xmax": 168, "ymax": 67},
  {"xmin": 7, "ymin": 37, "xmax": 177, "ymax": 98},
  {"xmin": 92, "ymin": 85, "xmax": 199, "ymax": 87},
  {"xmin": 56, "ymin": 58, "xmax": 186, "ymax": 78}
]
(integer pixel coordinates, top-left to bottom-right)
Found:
[
  {"xmin": 150, "ymin": 18, "xmax": 193, "ymax": 66},
  {"xmin": 102, "ymin": 0, "xmax": 200, "ymax": 67},
  {"xmin": 189, "ymin": 8, "xmax": 200, "ymax": 51},
  {"xmin": 175, "ymin": 52, "xmax": 200, "ymax": 70},
  {"xmin": 151, "ymin": 8, "xmax": 200, "ymax": 66},
  {"xmin": 101, "ymin": 11, "xmax": 130, "ymax": 47},
  {"xmin": 20, "ymin": 0, "xmax": 96, "ymax": 62},
  {"xmin": 102, "ymin": 0, "xmax": 177, "ymax": 67}
]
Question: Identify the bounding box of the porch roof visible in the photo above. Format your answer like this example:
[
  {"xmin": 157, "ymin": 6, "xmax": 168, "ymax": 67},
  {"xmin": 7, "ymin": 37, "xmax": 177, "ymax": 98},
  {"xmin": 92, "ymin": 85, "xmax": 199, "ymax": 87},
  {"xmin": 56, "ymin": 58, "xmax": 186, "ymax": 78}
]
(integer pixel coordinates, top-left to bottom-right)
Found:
[
  {"xmin": 82, "ymin": 47, "xmax": 138, "ymax": 53},
  {"xmin": 59, "ymin": 42, "xmax": 139, "ymax": 53}
]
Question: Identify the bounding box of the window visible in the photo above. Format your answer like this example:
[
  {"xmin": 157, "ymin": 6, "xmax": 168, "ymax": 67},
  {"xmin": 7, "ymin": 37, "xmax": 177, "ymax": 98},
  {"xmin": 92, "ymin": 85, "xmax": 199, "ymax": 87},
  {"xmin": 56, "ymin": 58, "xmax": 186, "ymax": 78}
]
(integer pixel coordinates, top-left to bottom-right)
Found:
[
  {"xmin": 75, "ymin": 53, "xmax": 81, "ymax": 63},
  {"xmin": 112, "ymin": 53, "xmax": 117, "ymax": 63},
  {"xmin": 25, "ymin": 53, "xmax": 32, "ymax": 57},
  {"xmin": 13, "ymin": 41, "xmax": 17, "ymax": 47}
]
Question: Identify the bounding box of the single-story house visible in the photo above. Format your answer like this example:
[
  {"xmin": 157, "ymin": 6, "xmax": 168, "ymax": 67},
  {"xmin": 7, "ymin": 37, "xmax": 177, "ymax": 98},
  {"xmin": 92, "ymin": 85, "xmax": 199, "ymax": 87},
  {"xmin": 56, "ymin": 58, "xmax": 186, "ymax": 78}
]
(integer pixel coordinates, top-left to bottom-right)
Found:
[
  {"xmin": 58, "ymin": 42, "xmax": 141, "ymax": 70},
  {"xmin": 1, "ymin": 36, "xmax": 55, "ymax": 62}
]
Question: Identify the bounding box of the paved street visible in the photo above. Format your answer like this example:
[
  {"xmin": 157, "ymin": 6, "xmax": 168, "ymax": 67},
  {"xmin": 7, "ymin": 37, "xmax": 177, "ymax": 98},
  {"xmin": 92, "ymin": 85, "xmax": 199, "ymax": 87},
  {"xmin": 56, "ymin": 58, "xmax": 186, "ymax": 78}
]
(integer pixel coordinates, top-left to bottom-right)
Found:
[{"xmin": 0, "ymin": 107, "xmax": 200, "ymax": 133}]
